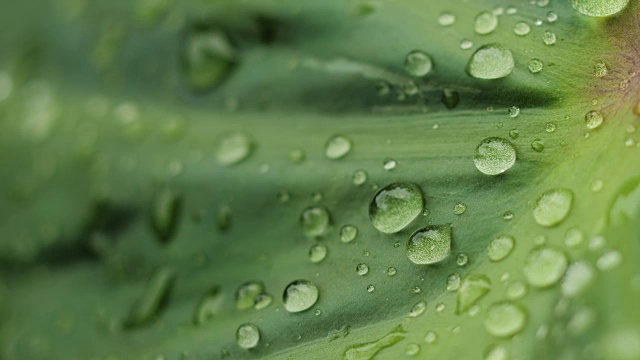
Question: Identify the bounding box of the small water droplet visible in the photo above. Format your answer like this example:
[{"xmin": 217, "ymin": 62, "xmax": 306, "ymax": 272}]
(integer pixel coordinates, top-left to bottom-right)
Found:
[
  {"xmin": 546, "ymin": 123, "xmax": 557, "ymax": 133},
  {"xmin": 565, "ymin": 228, "xmax": 585, "ymax": 247},
  {"xmin": 236, "ymin": 281, "xmax": 264, "ymax": 310},
  {"xmin": 283, "ymin": 280, "xmax": 319, "ymax": 313},
  {"xmin": 366, "ymin": 284, "xmax": 376, "ymax": 293},
  {"xmin": 369, "ymin": 182, "xmax": 424, "ymax": 234},
  {"xmin": 301, "ymin": 206, "xmax": 331, "ymax": 237},
  {"xmin": 193, "ymin": 287, "xmax": 223, "ymax": 324},
  {"xmin": 124, "ymin": 267, "xmax": 176, "ymax": 328},
  {"xmin": 408, "ymin": 301, "xmax": 427, "ymax": 318},
  {"xmin": 325, "ymin": 135, "xmax": 352, "ymax": 160},
  {"xmin": 216, "ymin": 133, "xmax": 253, "ymax": 166},
  {"xmin": 524, "ymin": 247, "xmax": 568, "ymax": 287},
  {"xmin": 289, "ymin": 149, "xmax": 305, "ymax": 164},
  {"xmin": 457, "ymin": 274, "xmax": 491, "ymax": 313},
  {"xmin": 309, "ymin": 244, "xmax": 328, "ymax": 263},
  {"xmin": 150, "ymin": 188, "xmax": 183, "ymax": 244},
  {"xmin": 531, "ymin": 139, "xmax": 545, "ymax": 152},
  {"xmin": 503, "ymin": 211, "xmax": 514, "ymax": 220},
  {"xmin": 315, "ymin": 308, "xmax": 322, "ymax": 316},
  {"xmin": 407, "ymin": 225, "xmax": 452, "ymax": 265},
  {"xmin": 542, "ymin": 31, "xmax": 556, "ymax": 45},
  {"xmin": 182, "ymin": 28, "xmax": 237, "ymax": 92},
  {"xmin": 594, "ymin": 61, "xmax": 609, "ymax": 78},
  {"xmin": 457, "ymin": 253, "xmax": 469, "ymax": 266},
  {"xmin": 383, "ymin": 158, "xmax": 397, "ymax": 171},
  {"xmin": 254, "ymin": 293, "xmax": 273, "ymax": 310},
  {"xmin": 585, "ymin": 110, "xmax": 604, "ymax": 129},
  {"xmin": 474, "ymin": 137, "xmax": 517, "ymax": 175},
  {"xmin": 506, "ymin": 281, "xmax": 528, "ymax": 300},
  {"xmin": 352, "ymin": 170, "xmax": 368, "ymax": 186},
  {"xmin": 405, "ymin": 51, "xmax": 433, "ymax": 77},
  {"xmin": 386, "ymin": 267, "xmax": 397, "ymax": 276},
  {"xmin": 460, "ymin": 39, "xmax": 474, "ymax": 50},
  {"xmin": 412, "ymin": 286, "xmax": 422, "ymax": 293},
  {"xmin": 513, "ymin": 22, "xmax": 531, "ymax": 36},
  {"xmin": 467, "ymin": 44, "xmax": 514, "ymax": 79},
  {"xmin": 528, "ymin": 59, "xmax": 544, "ymax": 73},
  {"xmin": 237, "ymin": 323, "xmax": 260, "ymax": 349},
  {"xmin": 533, "ymin": 189, "xmax": 574, "ymax": 227},
  {"xmin": 484, "ymin": 302, "xmax": 527, "ymax": 337},
  {"xmin": 356, "ymin": 263, "xmax": 369, "ymax": 276},
  {"xmin": 442, "ymin": 89, "xmax": 460, "ymax": 109},
  {"xmin": 438, "ymin": 12, "xmax": 456, "ymax": 26},
  {"xmin": 484, "ymin": 345, "xmax": 509, "ymax": 360},
  {"xmin": 487, "ymin": 235, "xmax": 515, "ymax": 262},
  {"xmin": 406, "ymin": 343, "xmax": 421, "ymax": 356},
  {"xmin": 277, "ymin": 190, "xmax": 291, "ymax": 203},
  {"xmin": 546, "ymin": 11, "xmax": 558, "ymax": 22},
  {"xmin": 475, "ymin": 12, "xmax": 499, "ymax": 35},
  {"xmin": 340, "ymin": 225, "xmax": 358, "ymax": 243},
  {"xmin": 562, "ymin": 261, "xmax": 594, "ymax": 297},
  {"xmin": 508, "ymin": 106, "xmax": 520, "ymax": 118},
  {"xmin": 424, "ymin": 331, "xmax": 438, "ymax": 344},
  {"xmin": 447, "ymin": 273, "xmax": 461, "ymax": 291},
  {"xmin": 597, "ymin": 251, "xmax": 622, "ymax": 271}
]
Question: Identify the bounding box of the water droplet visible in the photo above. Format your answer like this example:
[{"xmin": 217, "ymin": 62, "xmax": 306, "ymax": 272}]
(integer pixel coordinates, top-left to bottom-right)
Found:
[
  {"xmin": 309, "ymin": 244, "xmax": 328, "ymax": 263},
  {"xmin": 283, "ymin": 280, "xmax": 319, "ymax": 313},
  {"xmin": 487, "ymin": 235, "xmax": 515, "ymax": 262},
  {"xmin": 585, "ymin": 110, "xmax": 604, "ymax": 129},
  {"xmin": 343, "ymin": 325, "xmax": 406, "ymax": 360},
  {"xmin": 475, "ymin": 12, "xmax": 499, "ymax": 35},
  {"xmin": 533, "ymin": 189, "xmax": 574, "ymax": 227},
  {"xmin": 453, "ymin": 203, "xmax": 467, "ymax": 215},
  {"xmin": 547, "ymin": 11, "xmax": 558, "ymax": 22},
  {"xmin": 412, "ymin": 286, "xmax": 422, "ymax": 293},
  {"xmin": 369, "ymin": 182, "xmax": 424, "ymax": 234},
  {"xmin": 594, "ymin": 61, "xmax": 609, "ymax": 78},
  {"xmin": 236, "ymin": 281, "xmax": 265, "ymax": 310},
  {"xmin": 569, "ymin": 0, "xmax": 630, "ymax": 17},
  {"xmin": 356, "ymin": 263, "xmax": 369, "ymax": 276},
  {"xmin": 352, "ymin": 170, "xmax": 368, "ymax": 186},
  {"xmin": 325, "ymin": 135, "xmax": 352, "ymax": 160},
  {"xmin": 301, "ymin": 206, "xmax": 331, "ymax": 237},
  {"xmin": 484, "ymin": 345, "xmax": 509, "ymax": 360},
  {"xmin": 562, "ymin": 261, "xmax": 594, "ymax": 297},
  {"xmin": 513, "ymin": 22, "xmax": 531, "ymax": 36},
  {"xmin": 407, "ymin": 225, "xmax": 452, "ymax": 265},
  {"xmin": 408, "ymin": 301, "xmax": 427, "ymax": 318},
  {"xmin": 193, "ymin": 287, "xmax": 223, "ymax": 324},
  {"xmin": 150, "ymin": 188, "xmax": 183, "ymax": 244},
  {"xmin": 447, "ymin": 273, "xmax": 461, "ymax": 291},
  {"xmin": 484, "ymin": 302, "xmax": 527, "ymax": 337},
  {"xmin": 216, "ymin": 133, "xmax": 253, "ymax": 166},
  {"xmin": 589, "ymin": 235, "xmax": 606, "ymax": 251},
  {"xmin": 182, "ymin": 28, "xmax": 237, "ymax": 92},
  {"xmin": 457, "ymin": 253, "xmax": 469, "ymax": 266},
  {"xmin": 441, "ymin": 88, "xmax": 460, "ymax": 109},
  {"xmin": 254, "ymin": 293, "xmax": 273, "ymax": 310},
  {"xmin": 460, "ymin": 39, "xmax": 474, "ymax": 50},
  {"xmin": 506, "ymin": 281, "xmax": 528, "ymax": 300},
  {"xmin": 457, "ymin": 274, "xmax": 491, "ymax": 313},
  {"xmin": 424, "ymin": 331, "xmax": 438, "ymax": 344},
  {"xmin": 467, "ymin": 44, "xmax": 514, "ymax": 79},
  {"xmin": 531, "ymin": 139, "xmax": 545, "ymax": 152},
  {"xmin": 564, "ymin": 228, "xmax": 584, "ymax": 248},
  {"xmin": 524, "ymin": 247, "xmax": 568, "ymax": 288},
  {"xmin": 216, "ymin": 205, "xmax": 232, "ymax": 232},
  {"xmin": 386, "ymin": 267, "xmax": 397, "ymax": 276},
  {"xmin": 597, "ymin": 251, "xmax": 622, "ymax": 271},
  {"xmin": 277, "ymin": 190, "xmax": 291, "ymax": 203},
  {"xmin": 506, "ymin": 6, "xmax": 518, "ymax": 14},
  {"xmin": 404, "ymin": 51, "xmax": 433, "ymax": 77},
  {"xmin": 542, "ymin": 31, "xmax": 556, "ymax": 45},
  {"xmin": 503, "ymin": 211, "xmax": 514, "ymax": 220},
  {"xmin": 528, "ymin": 59, "xmax": 544, "ymax": 73},
  {"xmin": 406, "ymin": 343, "xmax": 421, "ymax": 356},
  {"xmin": 383, "ymin": 158, "xmax": 397, "ymax": 171},
  {"xmin": 546, "ymin": 123, "xmax": 557, "ymax": 133},
  {"xmin": 237, "ymin": 323, "xmax": 260, "ymax": 349},
  {"xmin": 289, "ymin": 149, "xmax": 305, "ymax": 164},
  {"xmin": 438, "ymin": 12, "xmax": 456, "ymax": 26},
  {"xmin": 474, "ymin": 137, "xmax": 517, "ymax": 175},
  {"xmin": 508, "ymin": 106, "xmax": 520, "ymax": 118},
  {"xmin": 124, "ymin": 267, "xmax": 176, "ymax": 328},
  {"xmin": 340, "ymin": 225, "xmax": 358, "ymax": 243}
]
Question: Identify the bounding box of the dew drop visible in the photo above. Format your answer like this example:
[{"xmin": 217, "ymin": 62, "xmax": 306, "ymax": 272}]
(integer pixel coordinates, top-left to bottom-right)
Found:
[
  {"xmin": 343, "ymin": 325, "xmax": 405, "ymax": 360},
  {"xmin": 569, "ymin": 0, "xmax": 630, "ymax": 17},
  {"xmin": 466, "ymin": 44, "xmax": 514, "ymax": 79},
  {"xmin": 235, "ymin": 281, "xmax": 264, "ymax": 310},
  {"xmin": 533, "ymin": 189, "xmax": 574, "ymax": 227},
  {"xmin": 508, "ymin": 106, "xmax": 520, "ymax": 118},
  {"xmin": 597, "ymin": 251, "xmax": 622, "ymax": 271},
  {"xmin": 475, "ymin": 12, "xmax": 499, "ymax": 35},
  {"xmin": 484, "ymin": 302, "xmax": 527, "ymax": 338},
  {"xmin": 453, "ymin": 203, "xmax": 467, "ymax": 215},
  {"xmin": 216, "ymin": 133, "xmax": 253, "ymax": 166},
  {"xmin": 542, "ymin": 31, "xmax": 556, "ymax": 45},
  {"xmin": 301, "ymin": 206, "xmax": 331, "ymax": 237},
  {"xmin": 236, "ymin": 323, "xmax": 260, "ymax": 349},
  {"xmin": 562, "ymin": 261, "xmax": 594, "ymax": 297},
  {"xmin": 436, "ymin": 303, "xmax": 446, "ymax": 312},
  {"xmin": 356, "ymin": 263, "xmax": 369, "ymax": 276},
  {"xmin": 407, "ymin": 225, "xmax": 452, "ymax": 265},
  {"xmin": 386, "ymin": 267, "xmax": 397, "ymax": 276},
  {"xmin": 424, "ymin": 331, "xmax": 438, "ymax": 344},
  {"xmin": 149, "ymin": 188, "xmax": 183, "ymax": 244},
  {"xmin": 460, "ymin": 39, "xmax": 474, "ymax": 50},
  {"xmin": 369, "ymin": 182, "xmax": 424, "ymax": 234},
  {"xmin": 531, "ymin": 139, "xmax": 545, "ymax": 152},
  {"xmin": 124, "ymin": 267, "xmax": 176, "ymax": 328},
  {"xmin": 406, "ymin": 343, "xmax": 421, "ymax": 356},
  {"xmin": 506, "ymin": 281, "xmax": 528, "ymax": 300},
  {"xmin": 585, "ymin": 110, "xmax": 604, "ymax": 129},
  {"xmin": 484, "ymin": 345, "xmax": 509, "ymax": 360},
  {"xmin": 457, "ymin": 274, "xmax": 491, "ymax": 313},
  {"xmin": 513, "ymin": 22, "xmax": 531, "ymax": 36},
  {"xmin": 309, "ymin": 244, "xmax": 328, "ymax": 263},
  {"xmin": 564, "ymin": 228, "xmax": 584, "ymax": 248},
  {"xmin": 594, "ymin": 61, "xmax": 609, "ymax": 78},
  {"xmin": 366, "ymin": 284, "xmax": 376, "ymax": 293},
  {"xmin": 340, "ymin": 225, "xmax": 358, "ymax": 243},
  {"xmin": 447, "ymin": 273, "xmax": 461, "ymax": 291},
  {"xmin": 254, "ymin": 293, "xmax": 273, "ymax": 310},
  {"xmin": 528, "ymin": 59, "xmax": 544, "ymax": 73},
  {"xmin": 405, "ymin": 51, "xmax": 433, "ymax": 77},
  {"xmin": 457, "ymin": 253, "xmax": 469, "ymax": 266},
  {"xmin": 193, "ymin": 287, "xmax": 223, "ymax": 324},
  {"xmin": 487, "ymin": 235, "xmax": 515, "ymax": 262},
  {"xmin": 442, "ymin": 89, "xmax": 460, "ymax": 109},
  {"xmin": 325, "ymin": 135, "xmax": 352, "ymax": 160},
  {"xmin": 408, "ymin": 301, "xmax": 427, "ymax": 318},
  {"xmin": 474, "ymin": 137, "xmax": 517, "ymax": 175},
  {"xmin": 547, "ymin": 11, "xmax": 558, "ymax": 22},
  {"xmin": 503, "ymin": 211, "xmax": 514, "ymax": 220},
  {"xmin": 523, "ymin": 247, "xmax": 568, "ymax": 288},
  {"xmin": 383, "ymin": 158, "xmax": 397, "ymax": 171},
  {"xmin": 289, "ymin": 149, "xmax": 306, "ymax": 164},
  {"xmin": 283, "ymin": 280, "xmax": 319, "ymax": 313},
  {"xmin": 546, "ymin": 123, "xmax": 557, "ymax": 133},
  {"xmin": 182, "ymin": 28, "xmax": 237, "ymax": 92},
  {"xmin": 352, "ymin": 170, "xmax": 368, "ymax": 186},
  {"xmin": 438, "ymin": 12, "xmax": 456, "ymax": 26}
]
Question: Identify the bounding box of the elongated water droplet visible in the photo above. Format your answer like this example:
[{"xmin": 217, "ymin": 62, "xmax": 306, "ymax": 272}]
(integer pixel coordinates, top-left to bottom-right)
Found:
[
  {"xmin": 475, "ymin": 12, "xmax": 498, "ymax": 35},
  {"xmin": 193, "ymin": 287, "xmax": 223, "ymax": 325},
  {"xmin": 150, "ymin": 188, "xmax": 183, "ymax": 244},
  {"xmin": 124, "ymin": 267, "xmax": 176, "ymax": 328},
  {"xmin": 343, "ymin": 325, "xmax": 406, "ymax": 360},
  {"xmin": 254, "ymin": 293, "xmax": 273, "ymax": 310},
  {"xmin": 325, "ymin": 135, "xmax": 352, "ymax": 160},
  {"xmin": 301, "ymin": 206, "xmax": 331, "ymax": 237},
  {"xmin": 457, "ymin": 274, "xmax": 491, "ymax": 313},
  {"xmin": 466, "ymin": 44, "xmax": 514, "ymax": 79},
  {"xmin": 309, "ymin": 244, "xmax": 328, "ymax": 263},
  {"xmin": 237, "ymin": 323, "xmax": 260, "ymax": 349},
  {"xmin": 235, "ymin": 281, "xmax": 264, "ymax": 310},
  {"xmin": 438, "ymin": 12, "xmax": 456, "ymax": 26},
  {"xmin": 533, "ymin": 189, "xmax": 574, "ymax": 227},
  {"xmin": 484, "ymin": 302, "xmax": 527, "ymax": 337},
  {"xmin": 524, "ymin": 247, "xmax": 568, "ymax": 288},
  {"xmin": 369, "ymin": 182, "xmax": 424, "ymax": 234},
  {"xmin": 405, "ymin": 51, "xmax": 433, "ymax": 77},
  {"xmin": 585, "ymin": 110, "xmax": 604, "ymax": 129},
  {"xmin": 569, "ymin": 0, "xmax": 630, "ymax": 17},
  {"xmin": 216, "ymin": 133, "xmax": 253, "ymax": 166},
  {"xmin": 182, "ymin": 28, "xmax": 237, "ymax": 92},
  {"xmin": 474, "ymin": 137, "xmax": 517, "ymax": 175},
  {"xmin": 562, "ymin": 261, "xmax": 594, "ymax": 297},
  {"xmin": 407, "ymin": 225, "xmax": 452, "ymax": 265},
  {"xmin": 487, "ymin": 235, "xmax": 515, "ymax": 262},
  {"xmin": 283, "ymin": 280, "xmax": 319, "ymax": 313},
  {"xmin": 408, "ymin": 301, "xmax": 427, "ymax": 318}
]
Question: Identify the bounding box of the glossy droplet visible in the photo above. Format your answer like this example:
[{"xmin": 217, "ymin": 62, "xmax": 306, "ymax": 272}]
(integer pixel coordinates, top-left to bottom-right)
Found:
[
  {"xmin": 386, "ymin": 267, "xmax": 397, "ymax": 276},
  {"xmin": 236, "ymin": 323, "xmax": 260, "ymax": 349},
  {"xmin": 487, "ymin": 235, "xmax": 515, "ymax": 262},
  {"xmin": 366, "ymin": 284, "xmax": 375, "ymax": 293},
  {"xmin": 597, "ymin": 251, "xmax": 622, "ymax": 271},
  {"xmin": 408, "ymin": 301, "xmax": 427, "ymax": 318},
  {"xmin": 585, "ymin": 110, "xmax": 604, "ymax": 129},
  {"xmin": 565, "ymin": 228, "xmax": 585, "ymax": 248},
  {"xmin": 457, "ymin": 274, "xmax": 491, "ymax": 313},
  {"xmin": 193, "ymin": 287, "xmax": 223, "ymax": 324},
  {"xmin": 460, "ymin": 39, "xmax": 474, "ymax": 50},
  {"xmin": 301, "ymin": 206, "xmax": 330, "ymax": 237},
  {"xmin": 447, "ymin": 273, "xmax": 461, "ymax": 291},
  {"xmin": 424, "ymin": 331, "xmax": 438, "ymax": 344},
  {"xmin": 369, "ymin": 182, "xmax": 424, "ymax": 234},
  {"xmin": 474, "ymin": 137, "xmax": 517, "ymax": 175},
  {"xmin": 484, "ymin": 345, "xmax": 509, "ymax": 360},
  {"xmin": 283, "ymin": 280, "xmax": 319, "ymax": 313},
  {"xmin": 457, "ymin": 253, "xmax": 469, "ymax": 266},
  {"xmin": 453, "ymin": 203, "xmax": 467, "ymax": 215},
  {"xmin": 405, "ymin": 51, "xmax": 433, "ymax": 77},
  {"xmin": 150, "ymin": 188, "xmax": 183, "ymax": 244},
  {"xmin": 406, "ymin": 343, "xmax": 421, "ymax": 356},
  {"xmin": 383, "ymin": 159, "xmax": 397, "ymax": 171},
  {"xmin": 508, "ymin": 106, "xmax": 520, "ymax": 118},
  {"xmin": 254, "ymin": 293, "xmax": 273, "ymax": 310},
  {"xmin": 542, "ymin": 31, "xmax": 556, "ymax": 45},
  {"xmin": 524, "ymin": 247, "xmax": 568, "ymax": 288},
  {"xmin": 340, "ymin": 225, "xmax": 358, "ymax": 243},
  {"xmin": 569, "ymin": 0, "xmax": 630, "ymax": 17},
  {"xmin": 513, "ymin": 22, "xmax": 531, "ymax": 36},
  {"xmin": 466, "ymin": 44, "xmax": 514, "ymax": 79},
  {"xmin": 475, "ymin": 12, "xmax": 499, "ymax": 35},
  {"xmin": 356, "ymin": 263, "xmax": 369, "ymax": 276},
  {"xmin": 562, "ymin": 261, "xmax": 594, "ymax": 297},
  {"xmin": 531, "ymin": 139, "xmax": 545, "ymax": 152},
  {"xmin": 325, "ymin": 135, "xmax": 352, "ymax": 160},
  {"xmin": 547, "ymin": 11, "xmax": 558, "ymax": 22},
  {"xmin": 216, "ymin": 133, "xmax": 253, "ymax": 166},
  {"xmin": 438, "ymin": 12, "xmax": 456, "ymax": 26},
  {"xmin": 352, "ymin": 170, "xmax": 368, "ymax": 186},
  {"xmin": 506, "ymin": 281, "xmax": 528, "ymax": 300},
  {"xmin": 407, "ymin": 225, "xmax": 452, "ymax": 265},
  {"xmin": 309, "ymin": 244, "xmax": 328, "ymax": 263},
  {"xmin": 533, "ymin": 189, "xmax": 574, "ymax": 227},
  {"xmin": 484, "ymin": 302, "xmax": 527, "ymax": 338},
  {"xmin": 528, "ymin": 59, "xmax": 544, "ymax": 73},
  {"xmin": 343, "ymin": 326, "xmax": 406, "ymax": 360},
  {"xmin": 182, "ymin": 28, "xmax": 237, "ymax": 92},
  {"xmin": 124, "ymin": 267, "xmax": 176, "ymax": 328},
  {"xmin": 236, "ymin": 281, "xmax": 264, "ymax": 310}
]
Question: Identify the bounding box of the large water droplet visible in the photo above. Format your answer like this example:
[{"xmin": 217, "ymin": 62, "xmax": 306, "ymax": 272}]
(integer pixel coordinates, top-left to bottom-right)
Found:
[
  {"xmin": 487, "ymin": 235, "xmax": 515, "ymax": 262},
  {"xmin": 124, "ymin": 267, "xmax": 176, "ymax": 328},
  {"xmin": 407, "ymin": 225, "xmax": 452, "ymax": 265},
  {"xmin": 216, "ymin": 133, "xmax": 253, "ymax": 166},
  {"xmin": 474, "ymin": 137, "xmax": 517, "ymax": 175},
  {"xmin": 475, "ymin": 12, "xmax": 499, "ymax": 35},
  {"xmin": 484, "ymin": 302, "xmax": 527, "ymax": 337},
  {"xmin": 301, "ymin": 206, "xmax": 331, "ymax": 237},
  {"xmin": 466, "ymin": 44, "xmax": 514, "ymax": 79},
  {"xmin": 193, "ymin": 287, "xmax": 223, "ymax": 325},
  {"xmin": 569, "ymin": 0, "xmax": 630, "ymax": 17},
  {"xmin": 585, "ymin": 110, "xmax": 604, "ymax": 129},
  {"xmin": 457, "ymin": 274, "xmax": 491, "ymax": 313},
  {"xmin": 150, "ymin": 188, "xmax": 183, "ymax": 244},
  {"xmin": 369, "ymin": 183, "xmax": 424, "ymax": 234},
  {"xmin": 182, "ymin": 28, "xmax": 237, "ymax": 92},
  {"xmin": 236, "ymin": 323, "xmax": 260, "ymax": 349},
  {"xmin": 562, "ymin": 261, "xmax": 594, "ymax": 297},
  {"xmin": 405, "ymin": 51, "xmax": 433, "ymax": 77},
  {"xmin": 325, "ymin": 135, "xmax": 352, "ymax": 160},
  {"xmin": 235, "ymin": 281, "xmax": 264, "ymax": 310},
  {"xmin": 343, "ymin": 325, "xmax": 406, "ymax": 360},
  {"xmin": 283, "ymin": 280, "xmax": 319, "ymax": 313},
  {"xmin": 533, "ymin": 189, "xmax": 574, "ymax": 227},
  {"xmin": 523, "ymin": 247, "xmax": 568, "ymax": 288}
]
